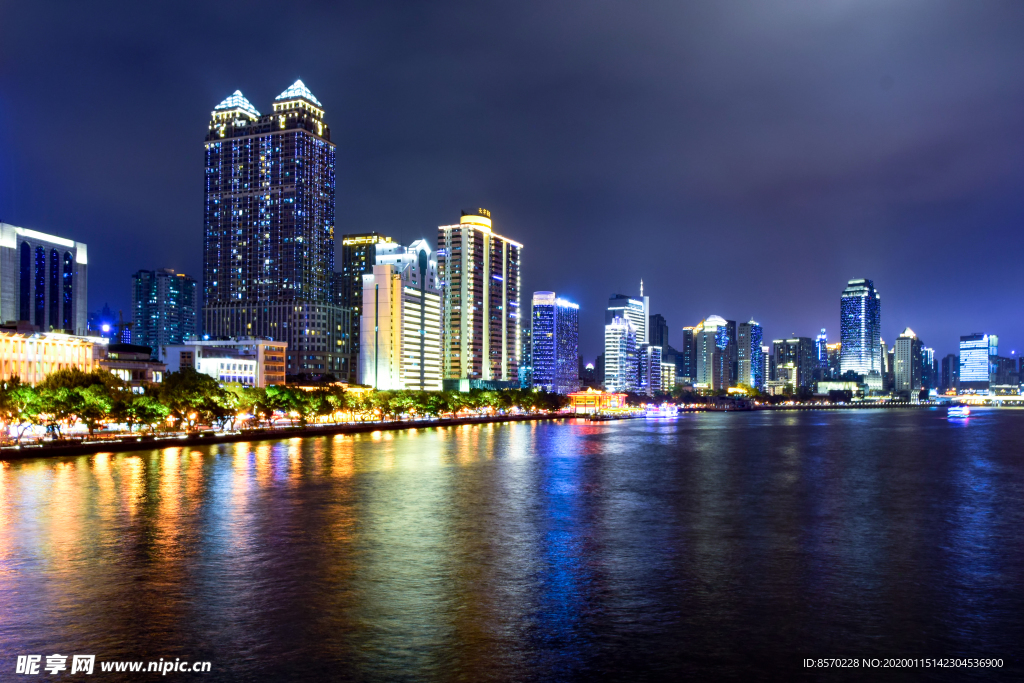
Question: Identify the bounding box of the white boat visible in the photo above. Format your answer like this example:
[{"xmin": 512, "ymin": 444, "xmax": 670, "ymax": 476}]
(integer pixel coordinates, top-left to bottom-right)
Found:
[
  {"xmin": 947, "ymin": 405, "xmax": 970, "ymax": 418},
  {"xmin": 645, "ymin": 403, "xmax": 679, "ymax": 418}
]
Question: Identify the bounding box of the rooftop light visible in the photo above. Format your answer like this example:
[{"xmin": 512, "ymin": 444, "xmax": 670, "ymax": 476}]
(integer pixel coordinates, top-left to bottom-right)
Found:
[
  {"xmin": 213, "ymin": 90, "xmax": 261, "ymax": 118},
  {"xmin": 275, "ymin": 80, "xmax": 322, "ymax": 106}
]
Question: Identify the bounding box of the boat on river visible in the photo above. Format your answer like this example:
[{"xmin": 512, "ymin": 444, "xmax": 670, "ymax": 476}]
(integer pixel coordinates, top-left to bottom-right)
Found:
[
  {"xmin": 947, "ymin": 405, "xmax": 970, "ymax": 418},
  {"xmin": 645, "ymin": 403, "xmax": 680, "ymax": 418}
]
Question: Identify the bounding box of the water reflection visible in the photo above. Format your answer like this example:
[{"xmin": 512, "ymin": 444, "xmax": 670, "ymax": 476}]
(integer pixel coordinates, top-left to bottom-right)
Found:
[{"xmin": 0, "ymin": 413, "xmax": 1021, "ymax": 681}]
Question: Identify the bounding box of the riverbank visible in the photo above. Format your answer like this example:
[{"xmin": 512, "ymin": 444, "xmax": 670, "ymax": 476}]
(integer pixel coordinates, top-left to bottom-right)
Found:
[{"xmin": 0, "ymin": 413, "xmax": 569, "ymax": 461}]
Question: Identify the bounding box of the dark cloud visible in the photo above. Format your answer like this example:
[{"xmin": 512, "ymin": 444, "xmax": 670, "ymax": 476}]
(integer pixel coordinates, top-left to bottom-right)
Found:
[{"xmin": 1, "ymin": 0, "xmax": 1022, "ymax": 358}]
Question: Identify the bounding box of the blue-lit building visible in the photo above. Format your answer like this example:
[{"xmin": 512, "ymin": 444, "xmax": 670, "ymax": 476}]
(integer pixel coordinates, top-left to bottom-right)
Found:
[
  {"xmin": 815, "ymin": 328, "xmax": 829, "ymax": 379},
  {"xmin": 839, "ymin": 279, "xmax": 882, "ymax": 381},
  {"xmin": 737, "ymin": 319, "xmax": 763, "ymax": 389},
  {"xmin": 531, "ymin": 292, "xmax": 580, "ymax": 394},
  {"xmin": 959, "ymin": 333, "xmax": 997, "ymax": 392}
]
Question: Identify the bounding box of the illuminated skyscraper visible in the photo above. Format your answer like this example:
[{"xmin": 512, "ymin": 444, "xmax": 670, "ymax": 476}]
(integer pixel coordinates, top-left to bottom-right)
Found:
[
  {"xmin": 694, "ymin": 315, "xmax": 733, "ymax": 391},
  {"xmin": 604, "ymin": 316, "xmax": 638, "ymax": 392},
  {"xmin": 737, "ymin": 319, "xmax": 763, "ymax": 388},
  {"xmin": 839, "ymin": 279, "xmax": 882, "ymax": 379},
  {"xmin": 531, "ymin": 291, "xmax": 579, "ymax": 394},
  {"xmin": 607, "ymin": 291, "xmax": 647, "ymax": 345},
  {"xmin": 771, "ymin": 337, "xmax": 816, "ymax": 390},
  {"xmin": 340, "ymin": 232, "xmax": 394, "ymax": 381},
  {"xmin": 437, "ymin": 209, "xmax": 521, "ymax": 387},
  {"xmin": 132, "ymin": 269, "xmax": 198, "ymax": 354},
  {"xmin": 959, "ymin": 333, "xmax": 997, "ymax": 392},
  {"xmin": 358, "ymin": 240, "xmax": 442, "ymax": 390},
  {"xmin": 202, "ymin": 81, "xmax": 345, "ymax": 378},
  {"xmin": 894, "ymin": 327, "xmax": 924, "ymax": 396}
]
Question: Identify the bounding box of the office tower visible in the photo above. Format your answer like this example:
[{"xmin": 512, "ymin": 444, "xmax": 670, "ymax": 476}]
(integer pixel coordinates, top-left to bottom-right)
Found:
[
  {"xmin": 737, "ymin": 319, "xmax": 763, "ymax": 388},
  {"xmin": 771, "ymin": 337, "xmax": 816, "ymax": 390},
  {"xmin": 760, "ymin": 345, "xmax": 771, "ymax": 390},
  {"xmin": 940, "ymin": 354, "xmax": 959, "ymax": 393},
  {"xmin": 894, "ymin": 328, "xmax": 924, "ymax": 396},
  {"xmin": 677, "ymin": 326, "xmax": 695, "ymax": 383},
  {"xmin": 991, "ymin": 355, "xmax": 1018, "ymax": 388},
  {"xmin": 922, "ymin": 347, "xmax": 935, "ymax": 390},
  {"xmin": 959, "ymin": 333, "xmax": 997, "ymax": 392},
  {"xmin": 607, "ymin": 293, "xmax": 647, "ymax": 345},
  {"xmin": 638, "ymin": 344, "xmax": 662, "ymax": 396},
  {"xmin": 437, "ymin": 209, "xmax": 521, "ymax": 387},
  {"xmin": 815, "ymin": 328, "xmax": 829, "ymax": 378},
  {"xmin": 660, "ymin": 361, "xmax": 676, "ymax": 392},
  {"xmin": 595, "ymin": 352, "xmax": 605, "ymax": 387},
  {"xmin": 530, "ymin": 292, "xmax": 580, "ymax": 394},
  {"xmin": 604, "ymin": 316, "xmax": 638, "ymax": 392},
  {"xmin": 649, "ymin": 313, "xmax": 669, "ymax": 348},
  {"xmin": 839, "ymin": 279, "xmax": 882, "ymax": 379},
  {"xmin": 694, "ymin": 315, "xmax": 734, "ymax": 391},
  {"xmin": 131, "ymin": 269, "xmax": 198, "ymax": 354},
  {"xmin": 358, "ymin": 239, "xmax": 442, "ymax": 390},
  {"xmin": 826, "ymin": 343, "xmax": 841, "ymax": 378},
  {"xmin": 202, "ymin": 81, "xmax": 345, "ymax": 378},
  {"xmin": 0, "ymin": 223, "xmax": 88, "ymax": 335},
  {"xmin": 340, "ymin": 233, "xmax": 395, "ymax": 381}
]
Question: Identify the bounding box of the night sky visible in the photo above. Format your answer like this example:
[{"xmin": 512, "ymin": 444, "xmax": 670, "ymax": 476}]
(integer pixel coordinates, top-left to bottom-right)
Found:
[{"xmin": 1, "ymin": 1, "xmax": 1023, "ymax": 360}]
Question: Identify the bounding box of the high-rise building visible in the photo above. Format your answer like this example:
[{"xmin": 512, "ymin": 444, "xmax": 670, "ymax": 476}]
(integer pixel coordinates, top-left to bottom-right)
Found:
[
  {"xmin": 660, "ymin": 361, "xmax": 676, "ymax": 392},
  {"xmin": 894, "ymin": 328, "xmax": 924, "ymax": 397},
  {"xmin": 437, "ymin": 209, "xmax": 521, "ymax": 388},
  {"xmin": 694, "ymin": 315, "xmax": 734, "ymax": 391},
  {"xmin": 959, "ymin": 333, "xmax": 997, "ymax": 392},
  {"xmin": 737, "ymin": 319, "xmax": 763, "ymax": 388},
  {"xmin": 340, "ymin": 233, "xmax": 395, "ymax": 381},
  {"xmin": 202, "ymin": 81, "xmax": 346, "ymax": 378},
  {"xmin": 638, "ymin": 344, "xmax": 662, "ymax": 396},
  {"xmin": 519, "ymin": 326, "xmax": 533, "ymax": 388},
  {"xmin": 771, "ymin": 337, "xmax": 816, "ymax": 390},
  {"xmin": 922, "ymin": 346, "xmax": 936, "ymax": 391},
  {"xmin": 132, "ymin": 269, "xmax": 198, "ymax": 355},
  {"xmin": 607, "ymin": 292, "xmax": 647, "ymax": 345},
  {"xmin": 677, "ymin": 326, "xmax": 695, "ymax": 383},
  {"xmin": 604, "ymin": 316, "xmax": 637, "ymax": 392},
  {"xmin": 760, "ymin": 345, "xmax": 771, "ymax": 391},
  {"xmin": 649, "ymin": 313, "xmax": 669, "ymax": 348},
  {"xmin": 826, "ymin": 342, "xmax": 841, "ymax": 378},
  {"xmin": 358, "ymin": 239, "xmax": 442, "ymax": 391},
  {"xmin": 0, "ymin": 223, "xmax": 88, "ymax": 335},
  {"xmin": 815, "ymin": 328, "xmax": 829, "ymax": 379},
  {"xmin": 940, "ymin": 353, "xmax": 959, "ymax": 393},
  {"xmin": 530, "ymin": 292, "xmax": 580, "ymax": 394},
  {"xmin": 839, "ymin": 279, "xmax": 882, "ymax": 380}
]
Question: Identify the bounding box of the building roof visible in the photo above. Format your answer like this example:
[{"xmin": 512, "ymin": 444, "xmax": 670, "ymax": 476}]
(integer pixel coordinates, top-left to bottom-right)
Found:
[
  {"xmin": 275, "ymin": 80, "xmax": 322, "ymax": 107},
  {"xmin": 213, "ymin": 90, "xmax": 261, "ymax": 118}
]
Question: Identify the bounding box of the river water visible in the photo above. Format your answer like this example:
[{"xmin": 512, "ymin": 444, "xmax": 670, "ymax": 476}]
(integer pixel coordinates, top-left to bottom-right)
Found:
[{"xmin": 1, "ymin": 409, "xmax": 1022, "ymax": 681}]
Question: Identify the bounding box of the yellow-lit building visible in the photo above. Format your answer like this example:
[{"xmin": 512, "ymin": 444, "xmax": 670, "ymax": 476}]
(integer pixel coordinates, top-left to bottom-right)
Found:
[
  {"xmin": 568, "ymin": 387, "xmax": 627, "ymax": 414},
  {"xmin": 0, "ymin": 331, "xmax": 102, "ymax": 384}
]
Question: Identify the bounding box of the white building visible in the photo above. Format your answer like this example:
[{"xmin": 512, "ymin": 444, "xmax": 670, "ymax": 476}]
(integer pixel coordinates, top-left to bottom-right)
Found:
[
  {"xmin": 0, "ymin": 223, "xmax": 88, "ymax": 335},
  {"xmin": 604, "ymin": 315, "xmax": 637, "ymax": 392},
  {"xmin": 359, "ymin": 239, "xmax": 442, "ymax": 390},
  {"xmin": 0, "ymin": 328, "xmax": 102, "ymax": 384},
  {"xmin": 160, "ymin": 338, "xmax": 287, "ymax": 387}
]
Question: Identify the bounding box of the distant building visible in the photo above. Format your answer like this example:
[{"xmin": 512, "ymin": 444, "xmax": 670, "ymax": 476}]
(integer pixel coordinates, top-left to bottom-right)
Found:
[
  {"xmin": 358, "ymin": 240, "xmax": 442, "ymax": 391},
  {"xmin": 771, "ymin": 337, "xmax": 816, "ymax": 390},
  {"xmin": 99, "ymin": 343, "xmax": 166, "ymax": 387},
  {"xmin": 437, "ymin": 209, "xmax": 521, "ymax": 387},
  {"xmin": 161, "ymin": 338, "xmax": 287, "ymax": 387},
  {"xmin": 530, "ymin": 292, "xmax": 580, "ymax": 394},
  {"xmin": 649, "ymin": 313, "xmax": 669, "ymax": 348},
  {"xmin": 922, "ymin": 347, "xmax": 936, "ymax": 391},
  {"xmin": 519, "ymin": 326, "xmax": 533, "ymax": 388},
  {"xmin": 826, "ymin": 342, "xmax": 841, "ymax": 379},
  {"xmin": 694, "ymin": 315, "xmax": 733, "ymax": 391},
  {"xmin": 568, "ymin": 387, "xmax": 627, "ymax": 415},
  {"xmin": 760, "ymin": 344, "xmax": 771, "ymax": 391},
  {"xmin": 991, "ymin": 355, "xmax": 1018, "ymax": 389},
  {"xmin": 604, "ymin": 316, "xmax": 637, "ymax": 392},
  {"xmin": 737, "ymin": 319, "xmax": 763, "ymax": 388},
  {"xmin": 940, "ymin": 353, "xmax": 959, "ymax": 393},
  {"xmin": 815, "ymin": 328, "xmax": 829, "ymax": 379},
  {"xmin": 638, "ymin": 344, "xmax": 662, "ymax": 396},
  {"xmin": 959, "ymin": 333, "xmax": 997, "ymax": 392},
  {"xmin": 131, "ymin": 269, "xmax": 198, "ymax": 356},
  {"xmin": 677, "ymin": 326, "xmax": 696, "ymax": 384},
  {"xmin": 0, "ymin": 223, "xmax": 88, "ymax": 335},
  {"xmin": 839, "ymin": 278, "xmax": 882, "ymax": 381},
  {"xmin": 340, "ymin": 233, "xmax": 394, "ymax": 381},
  {"xmin": 607, "ymin": 290, "xmax": 647, "ymax": 345},
  {"xmin": 660, "ymin": 362, "xmax": 676, "ymax": 392},
  {"xmin": 894, "ymin": 328, "xmax": 924, "ymax": 397}
]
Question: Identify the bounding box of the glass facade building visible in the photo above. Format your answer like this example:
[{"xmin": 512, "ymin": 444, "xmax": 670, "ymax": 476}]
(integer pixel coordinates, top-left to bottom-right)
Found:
[
  {"xmin": 737, "ymin": 319, "xmax": 763, "ymax": 389},
  {"xmin": 604, "ymin": 316, "xmax": 637, "ymax": 392},
  {"xmin": 530, "ymin": 291, "xmax": 580, "ymax": 394},
  {"xmin": 340, "ymin": 233, "xmax": 394, "ymax": 381},
  {"xmin": 131, "ymin": 269, "xmax": 198, "ymax": 355},
  {"xmin": 202, "ymin": 81, "xmax": 346, "ymax": 378},
  {"xmin": 959, "ymin": 333, "xmax": 997, "ymax": 392},
  {"xmin": 839, "ymin": 278, "xmax": 881, "ymax": 378}
]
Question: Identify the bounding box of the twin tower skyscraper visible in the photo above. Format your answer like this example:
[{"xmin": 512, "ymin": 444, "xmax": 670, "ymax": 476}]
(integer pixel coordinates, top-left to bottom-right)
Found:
[{"xmin": 202, "ymin": 81, "xmax": 522, "ymax": 384}]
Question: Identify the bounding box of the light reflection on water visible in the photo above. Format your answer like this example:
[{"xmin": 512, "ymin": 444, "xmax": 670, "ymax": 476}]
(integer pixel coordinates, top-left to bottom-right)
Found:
[{"xmin": 0, "ymin": 411, "xmax": 1022, "ymax": 681}]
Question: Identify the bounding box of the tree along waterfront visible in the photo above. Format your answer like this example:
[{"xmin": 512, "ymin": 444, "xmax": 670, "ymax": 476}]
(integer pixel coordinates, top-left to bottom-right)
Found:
[{"xmin": 0, "ymin": 368, "xmax": 569, "ymax": 443}]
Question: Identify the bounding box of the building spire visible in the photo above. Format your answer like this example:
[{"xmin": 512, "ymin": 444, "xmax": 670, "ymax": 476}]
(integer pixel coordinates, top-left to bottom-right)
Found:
[{"xmin": 640, "ymin": 279, "xmax": 644, "ymax": 297}]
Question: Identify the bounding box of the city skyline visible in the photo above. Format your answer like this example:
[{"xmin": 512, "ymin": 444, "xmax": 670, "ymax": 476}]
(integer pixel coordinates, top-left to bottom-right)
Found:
[{"xmin": 2, "ymin": 2, "xmax": 1024, "ymax": 361}]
